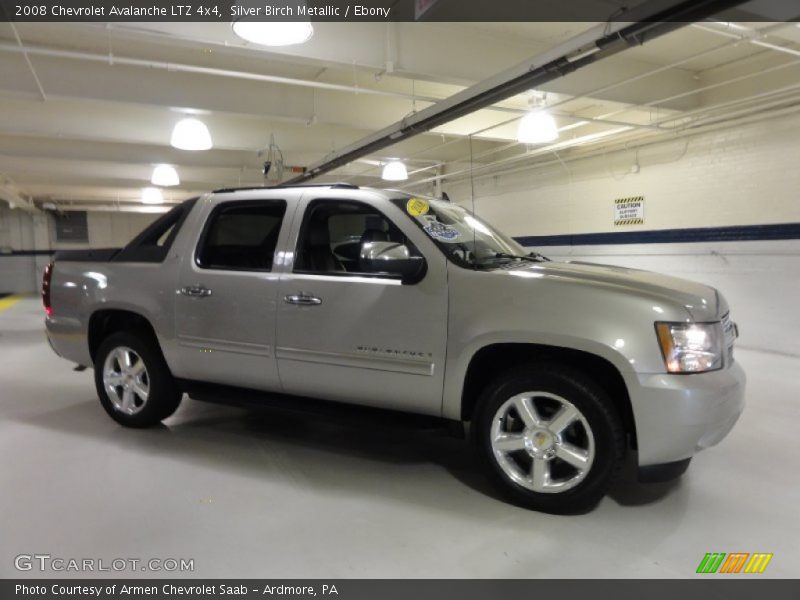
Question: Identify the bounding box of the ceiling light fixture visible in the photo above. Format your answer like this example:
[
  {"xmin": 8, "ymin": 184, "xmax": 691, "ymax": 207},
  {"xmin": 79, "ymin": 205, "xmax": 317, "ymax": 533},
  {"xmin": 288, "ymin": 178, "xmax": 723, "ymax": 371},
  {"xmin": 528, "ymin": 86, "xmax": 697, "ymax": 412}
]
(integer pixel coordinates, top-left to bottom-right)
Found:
[
  {"xmin": 170, "ymin": 118, "xmax": 213, "ymax": 151},
  {"xmin": 141, "ymin": 187, "xmax": 164, "ymax": 205},
  {"xmin": 151, "ymin": 165, "xmax": 180, "ymax": 187},
  {"xmin": 233, "ymin": 21, "xmax": 314, "ymax": 47},
  {"xmin": 518, "ymin": 90, "xmax": 559, "ymax": 144},
  {"xmin": 232, "ymin": 1, "xmax": 314, "ymax": 47},
  {"xmin": 517, "ymin": 110, "xmax": 559, "ymax": 144},
  {"xmin": 382, "ymin": 160, "xmax": 408, "ymax": 181}
]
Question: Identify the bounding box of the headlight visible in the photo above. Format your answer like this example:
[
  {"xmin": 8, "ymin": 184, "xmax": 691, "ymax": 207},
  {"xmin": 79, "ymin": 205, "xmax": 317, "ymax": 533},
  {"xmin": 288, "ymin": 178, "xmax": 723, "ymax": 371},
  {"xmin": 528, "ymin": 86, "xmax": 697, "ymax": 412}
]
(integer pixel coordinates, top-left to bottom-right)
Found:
[{"xmin": 655, "ymin": 322, "xmax": 724, "ymax": 373}]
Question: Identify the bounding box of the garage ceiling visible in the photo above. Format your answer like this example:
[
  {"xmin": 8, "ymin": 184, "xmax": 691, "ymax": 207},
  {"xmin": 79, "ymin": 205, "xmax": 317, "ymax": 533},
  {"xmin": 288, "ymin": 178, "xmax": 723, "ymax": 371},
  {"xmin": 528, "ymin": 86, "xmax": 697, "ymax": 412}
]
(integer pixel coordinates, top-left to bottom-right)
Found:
[{"xmin": 1, "ymin": 18, "xmax": 799, "ymax": 210}]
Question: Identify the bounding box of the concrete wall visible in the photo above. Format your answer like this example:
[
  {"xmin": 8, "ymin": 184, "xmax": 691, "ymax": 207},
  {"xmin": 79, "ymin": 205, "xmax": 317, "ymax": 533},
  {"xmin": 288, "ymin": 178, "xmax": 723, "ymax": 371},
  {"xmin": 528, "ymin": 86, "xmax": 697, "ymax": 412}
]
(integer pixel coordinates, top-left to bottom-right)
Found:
[
  {"xmin": 0, "ymin": 206, "xmax": 157, "ymax": 294},
  {"xmin": 445, "ymin": 111, "xmax": 800, "ymax": 356}
]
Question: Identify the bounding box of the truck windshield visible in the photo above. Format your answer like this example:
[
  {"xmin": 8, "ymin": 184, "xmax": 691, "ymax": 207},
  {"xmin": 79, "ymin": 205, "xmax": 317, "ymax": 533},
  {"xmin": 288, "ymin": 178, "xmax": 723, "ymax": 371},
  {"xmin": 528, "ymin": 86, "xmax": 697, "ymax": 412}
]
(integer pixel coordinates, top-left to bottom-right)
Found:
[{"xmin": 392, "ymin": 196, "xmax": 547, "ymax": 269}]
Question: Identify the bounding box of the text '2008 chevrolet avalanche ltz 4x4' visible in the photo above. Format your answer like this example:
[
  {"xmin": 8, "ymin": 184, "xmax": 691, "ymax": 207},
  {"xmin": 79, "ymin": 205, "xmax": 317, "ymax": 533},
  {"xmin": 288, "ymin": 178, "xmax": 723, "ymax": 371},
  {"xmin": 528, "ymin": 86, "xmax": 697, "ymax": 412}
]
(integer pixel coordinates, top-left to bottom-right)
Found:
[{"xmin": 43, "ymin": 184, "xmax": 745, "ymax": 513}]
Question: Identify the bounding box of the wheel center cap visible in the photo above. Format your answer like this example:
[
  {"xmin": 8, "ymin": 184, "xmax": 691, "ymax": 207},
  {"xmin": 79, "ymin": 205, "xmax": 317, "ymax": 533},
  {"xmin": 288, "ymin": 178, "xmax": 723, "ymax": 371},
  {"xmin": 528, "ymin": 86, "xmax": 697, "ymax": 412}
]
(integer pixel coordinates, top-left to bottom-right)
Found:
[{"xmin": 524, "ymin": 429, "xmax": 554, "ymax": 456}]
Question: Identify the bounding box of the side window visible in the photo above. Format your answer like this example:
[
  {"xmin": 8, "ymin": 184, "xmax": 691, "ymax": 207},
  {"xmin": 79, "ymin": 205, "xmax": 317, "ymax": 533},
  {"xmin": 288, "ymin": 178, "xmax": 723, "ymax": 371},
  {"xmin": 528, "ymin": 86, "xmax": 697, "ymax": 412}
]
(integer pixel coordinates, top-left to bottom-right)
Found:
[
  {"xmin": 197, "ymin": 201, "xmax": 286, "ymax": 271},
  {"xmin": 294, "ymin": 200, "xmax": 410, "ymax": 274}
]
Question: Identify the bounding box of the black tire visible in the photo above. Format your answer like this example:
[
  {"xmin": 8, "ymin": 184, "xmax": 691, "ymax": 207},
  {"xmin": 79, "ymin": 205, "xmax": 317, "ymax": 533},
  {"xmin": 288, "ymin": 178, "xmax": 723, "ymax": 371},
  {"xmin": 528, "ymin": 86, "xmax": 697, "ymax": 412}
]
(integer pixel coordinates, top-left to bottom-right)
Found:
[
  {"xmin": 473, "ymin": 364, "xmax": 625, "ymax": 514},
  {"xmin": 94, "ymin": 330, "xmax": 182, "ymax": 428}
]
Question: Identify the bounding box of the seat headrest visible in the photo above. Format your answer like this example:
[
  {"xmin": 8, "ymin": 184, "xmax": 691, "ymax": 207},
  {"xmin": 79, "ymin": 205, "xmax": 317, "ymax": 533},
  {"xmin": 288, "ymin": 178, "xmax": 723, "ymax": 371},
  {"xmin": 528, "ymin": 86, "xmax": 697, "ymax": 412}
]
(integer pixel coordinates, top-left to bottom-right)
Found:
[{"xmin": 307, "ymin": 219, "xmax": 331, "ymax": 247}]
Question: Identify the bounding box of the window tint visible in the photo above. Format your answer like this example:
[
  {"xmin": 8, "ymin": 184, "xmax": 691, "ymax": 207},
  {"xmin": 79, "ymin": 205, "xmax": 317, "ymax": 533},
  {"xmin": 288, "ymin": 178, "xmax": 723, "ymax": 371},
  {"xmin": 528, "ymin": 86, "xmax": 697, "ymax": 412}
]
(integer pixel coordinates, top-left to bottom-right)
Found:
[
  {"xmin": 295, "ymin": 200, "xmax": 409, "ymax": 274},
  {"xmin": 197, "ymin": 201, "xmax": 286, "ymax": 271}
]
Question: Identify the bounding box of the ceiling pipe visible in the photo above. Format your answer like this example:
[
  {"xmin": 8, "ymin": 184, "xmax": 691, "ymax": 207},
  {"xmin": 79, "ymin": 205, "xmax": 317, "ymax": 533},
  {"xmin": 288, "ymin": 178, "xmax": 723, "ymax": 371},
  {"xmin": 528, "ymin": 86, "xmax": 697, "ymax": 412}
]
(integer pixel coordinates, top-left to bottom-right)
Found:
[
  {"xmin": 0, "ymin": 39, "xmax": 662, "ymax": 135},
  {"xmin": 9, "ymin": 23, "xmax": 47, "ymax": 102},
  {"xmin": 0, "ymin": 42, "xmax": 443, "ymax": 104},
  {"xmin": 0, "ymin": 185, "xmax": 39, "ymax": 212},
  {"xmin": 286, "ymin": 0, "xmax": 752, "ymax": 184},
  {"xmin": 692, "ymin": 22, "xmax": 800, "ymax": 58}
]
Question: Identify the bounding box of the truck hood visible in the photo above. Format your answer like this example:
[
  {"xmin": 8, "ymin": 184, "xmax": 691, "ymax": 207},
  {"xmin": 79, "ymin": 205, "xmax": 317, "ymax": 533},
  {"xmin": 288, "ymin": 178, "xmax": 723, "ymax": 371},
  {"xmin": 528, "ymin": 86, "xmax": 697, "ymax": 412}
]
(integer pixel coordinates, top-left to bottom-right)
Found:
[{"xmin": 514, "ymin": 260, "xmax": 725, "ymax": 321}]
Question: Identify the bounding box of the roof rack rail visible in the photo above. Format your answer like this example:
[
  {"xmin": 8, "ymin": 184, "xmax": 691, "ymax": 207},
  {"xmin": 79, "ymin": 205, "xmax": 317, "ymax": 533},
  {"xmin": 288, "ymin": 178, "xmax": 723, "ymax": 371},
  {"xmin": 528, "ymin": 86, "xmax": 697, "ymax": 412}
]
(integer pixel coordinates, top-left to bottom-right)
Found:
[{"xmin": 213, "ymin": 182, "xmax": 359, "ymax": 194}]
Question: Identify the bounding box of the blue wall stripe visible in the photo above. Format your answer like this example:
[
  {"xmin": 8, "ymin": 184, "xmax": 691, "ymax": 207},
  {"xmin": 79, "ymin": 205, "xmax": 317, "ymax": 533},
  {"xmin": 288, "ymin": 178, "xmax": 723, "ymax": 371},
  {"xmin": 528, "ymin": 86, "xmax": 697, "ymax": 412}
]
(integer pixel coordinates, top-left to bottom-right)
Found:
[
  {"xmin": 0, "ymin": 250, "xmax": 55, "ymax": 257},
  {"xmin": 515, "ymin": 222, "xmax": 800, "ymax": 247}
]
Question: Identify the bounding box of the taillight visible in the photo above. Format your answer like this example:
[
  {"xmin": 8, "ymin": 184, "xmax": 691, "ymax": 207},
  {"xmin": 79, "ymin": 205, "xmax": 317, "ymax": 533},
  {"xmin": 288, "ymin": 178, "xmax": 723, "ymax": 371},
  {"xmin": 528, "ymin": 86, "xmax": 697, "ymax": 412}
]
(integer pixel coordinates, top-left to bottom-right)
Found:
[{"xmin": 42, "ymin": 262, "xmax": 53, "ymax": 316}]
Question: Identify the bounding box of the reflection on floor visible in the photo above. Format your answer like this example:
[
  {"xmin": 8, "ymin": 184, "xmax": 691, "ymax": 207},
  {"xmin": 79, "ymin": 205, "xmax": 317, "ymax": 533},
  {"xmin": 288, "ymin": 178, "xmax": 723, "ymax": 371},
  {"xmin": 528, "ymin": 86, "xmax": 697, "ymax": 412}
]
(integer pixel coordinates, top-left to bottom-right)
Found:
[{"xmin": 1, "ymin": 298, "xmax": 797, "ymax": 578}]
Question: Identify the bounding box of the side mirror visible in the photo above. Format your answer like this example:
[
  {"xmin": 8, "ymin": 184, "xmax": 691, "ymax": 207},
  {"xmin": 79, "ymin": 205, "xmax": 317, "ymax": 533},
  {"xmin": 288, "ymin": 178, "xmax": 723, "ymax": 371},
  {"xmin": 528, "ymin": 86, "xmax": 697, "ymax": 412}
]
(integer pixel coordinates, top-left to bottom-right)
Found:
[{"xmin": 359, "ymin": 241, "xmax": 426, "ymax": 284}]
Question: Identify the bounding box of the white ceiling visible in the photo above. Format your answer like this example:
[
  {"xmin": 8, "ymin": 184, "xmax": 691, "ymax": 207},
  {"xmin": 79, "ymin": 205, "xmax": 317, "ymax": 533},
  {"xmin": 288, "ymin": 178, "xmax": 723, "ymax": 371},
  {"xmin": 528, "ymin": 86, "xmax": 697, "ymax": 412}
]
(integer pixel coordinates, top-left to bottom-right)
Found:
[{"xmin": 0, "ymin": 19, "xmax": 798, "ymax": 210}]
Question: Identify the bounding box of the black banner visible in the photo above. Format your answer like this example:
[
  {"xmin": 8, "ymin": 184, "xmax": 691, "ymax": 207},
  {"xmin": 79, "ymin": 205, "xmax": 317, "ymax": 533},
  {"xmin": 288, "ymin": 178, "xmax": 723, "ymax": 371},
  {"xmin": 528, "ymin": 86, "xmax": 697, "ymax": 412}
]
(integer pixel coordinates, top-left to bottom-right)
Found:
[
  {"xmin": 4, "ymin": 580, "xmax": 800, "ymax": 600},
  {"xmin": 1, "ymin": 0, "xmax": 798, "ymax": 23}
]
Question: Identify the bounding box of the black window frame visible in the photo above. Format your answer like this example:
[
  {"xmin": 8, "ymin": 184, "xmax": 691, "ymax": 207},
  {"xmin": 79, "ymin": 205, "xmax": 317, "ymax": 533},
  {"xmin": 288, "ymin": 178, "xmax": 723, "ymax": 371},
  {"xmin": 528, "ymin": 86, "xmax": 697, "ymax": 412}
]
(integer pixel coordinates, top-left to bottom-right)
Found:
[
  {"xmin": 293, "ymin": 198, "xmax": 422, "ymax": 281},
  {"xmin": 194, "ymin": 199, "xmax": 287, "ymax": 273}
]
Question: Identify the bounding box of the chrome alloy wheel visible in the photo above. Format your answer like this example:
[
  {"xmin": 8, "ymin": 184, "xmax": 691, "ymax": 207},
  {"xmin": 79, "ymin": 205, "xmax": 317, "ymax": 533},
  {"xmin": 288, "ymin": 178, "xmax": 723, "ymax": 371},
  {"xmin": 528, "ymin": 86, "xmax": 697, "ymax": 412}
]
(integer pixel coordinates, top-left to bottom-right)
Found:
[
  {"xmin": 490, "ymin": 392, "xmax": 595, "ymax": 493},
  {"xmin": 102, "ymin": 346, "xmax": 150, "ymax": 415}
]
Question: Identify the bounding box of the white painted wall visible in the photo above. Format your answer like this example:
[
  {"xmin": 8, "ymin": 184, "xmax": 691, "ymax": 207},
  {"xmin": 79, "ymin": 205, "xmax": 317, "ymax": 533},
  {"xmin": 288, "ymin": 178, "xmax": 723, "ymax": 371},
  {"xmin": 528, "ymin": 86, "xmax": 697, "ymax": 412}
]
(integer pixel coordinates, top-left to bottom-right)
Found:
[
  {"xmin": 445, "ymin": 112, "xmax": 800, "ymax": 356},
  {"xmin": 539, "ymin": 241, "xmax": 800, "ymax": 357},
  {"xmin": 447, "ymin": 111, "xmax": 800, "ymax": 236},
  {"xmin": 0, "ymin": 205, "xmax": 157, "ymax": 294}
]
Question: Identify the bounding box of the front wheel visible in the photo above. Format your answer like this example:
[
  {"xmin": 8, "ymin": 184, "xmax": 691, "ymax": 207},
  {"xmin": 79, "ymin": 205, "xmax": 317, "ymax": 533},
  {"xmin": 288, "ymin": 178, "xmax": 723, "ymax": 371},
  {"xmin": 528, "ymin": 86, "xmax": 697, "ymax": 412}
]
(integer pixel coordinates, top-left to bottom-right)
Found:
[
  {"xmin": 94, "ymin": 331, "xmax": 182, "ymax": 428},
  {"xmin": 473, "ymin": 365, "xmax": 625, "ymax": 513}
]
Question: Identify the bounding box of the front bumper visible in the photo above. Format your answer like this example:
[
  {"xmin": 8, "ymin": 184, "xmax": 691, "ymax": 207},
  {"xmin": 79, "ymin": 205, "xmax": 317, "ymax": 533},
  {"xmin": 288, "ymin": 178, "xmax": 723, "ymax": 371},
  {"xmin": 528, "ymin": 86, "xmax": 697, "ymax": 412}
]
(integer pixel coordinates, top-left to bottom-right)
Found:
[{"xmin": 631, "ymin": 362, "xmax": 746, "ymax": 467}]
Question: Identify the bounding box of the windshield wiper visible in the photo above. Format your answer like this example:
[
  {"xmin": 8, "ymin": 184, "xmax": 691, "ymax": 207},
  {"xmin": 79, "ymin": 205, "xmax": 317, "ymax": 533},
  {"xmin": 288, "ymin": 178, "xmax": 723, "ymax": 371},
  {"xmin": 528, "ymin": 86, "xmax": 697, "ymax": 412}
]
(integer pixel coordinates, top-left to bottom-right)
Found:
[
  {"xmin": 527, "ymin": 251, "xmax": 551, "ymax": 262},
  {"xmin": 493, "ymin": 252, "xmax": 549, "ymax": 263}
]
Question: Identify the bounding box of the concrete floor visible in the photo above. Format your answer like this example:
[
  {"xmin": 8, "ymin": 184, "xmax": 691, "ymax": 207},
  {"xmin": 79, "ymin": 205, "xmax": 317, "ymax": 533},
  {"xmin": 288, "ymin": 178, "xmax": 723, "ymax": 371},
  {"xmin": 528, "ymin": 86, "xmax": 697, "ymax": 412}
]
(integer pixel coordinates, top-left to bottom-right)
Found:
[{"xmin": 1, "ymin": 297, "xmax": 797, "ymax": 578}]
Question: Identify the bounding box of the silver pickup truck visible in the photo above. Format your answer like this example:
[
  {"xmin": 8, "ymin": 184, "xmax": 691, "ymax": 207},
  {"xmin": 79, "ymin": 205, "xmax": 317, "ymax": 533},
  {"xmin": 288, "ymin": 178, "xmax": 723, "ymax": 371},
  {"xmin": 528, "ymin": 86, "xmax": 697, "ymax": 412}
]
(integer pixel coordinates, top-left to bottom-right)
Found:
[{"xmin": 43, "ymin": 184, "xmax": 745, "ymax": 513}]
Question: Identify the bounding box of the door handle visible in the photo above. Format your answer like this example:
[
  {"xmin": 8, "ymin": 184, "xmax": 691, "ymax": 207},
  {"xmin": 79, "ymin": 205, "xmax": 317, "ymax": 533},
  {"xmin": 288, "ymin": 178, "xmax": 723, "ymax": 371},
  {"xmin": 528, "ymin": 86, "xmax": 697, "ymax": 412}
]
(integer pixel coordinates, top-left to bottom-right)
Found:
[
  {"xmin": 179, "ymin": 285, "xmax": 213, "ymax": 298},
  {"xmin": 284, "ymin": 293, "xmax": 322, "ymax": 306}
]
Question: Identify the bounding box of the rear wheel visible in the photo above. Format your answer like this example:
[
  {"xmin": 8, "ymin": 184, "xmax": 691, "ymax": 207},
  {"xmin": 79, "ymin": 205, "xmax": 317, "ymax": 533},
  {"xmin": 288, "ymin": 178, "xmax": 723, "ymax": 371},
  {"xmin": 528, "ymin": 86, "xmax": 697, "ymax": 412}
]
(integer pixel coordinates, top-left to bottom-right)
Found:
[
  {"xmin": 474, "ymin": 364, "xmax": 625, "ymax": 513},
  {"xmin": 94, "ymin": 331, "xmax": 182, "ymax": 427}
]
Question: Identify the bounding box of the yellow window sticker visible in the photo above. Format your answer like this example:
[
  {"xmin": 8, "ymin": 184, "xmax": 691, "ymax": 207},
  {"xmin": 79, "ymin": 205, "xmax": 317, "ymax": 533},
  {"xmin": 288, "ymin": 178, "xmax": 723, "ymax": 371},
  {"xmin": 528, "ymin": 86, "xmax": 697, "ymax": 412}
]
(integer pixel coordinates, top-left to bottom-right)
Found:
[{"xmin": 406, "ymin": 198, "xmax": 430, "ymax": 217}]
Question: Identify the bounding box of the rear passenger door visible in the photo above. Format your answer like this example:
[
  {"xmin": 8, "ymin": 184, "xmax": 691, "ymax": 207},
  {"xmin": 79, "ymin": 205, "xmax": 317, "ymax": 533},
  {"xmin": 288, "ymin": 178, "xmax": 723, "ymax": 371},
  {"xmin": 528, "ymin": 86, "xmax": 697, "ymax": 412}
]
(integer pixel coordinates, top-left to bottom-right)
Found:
[{"xmin": 174, "ymin": 197, "xmax": 290, "ymax": 391}]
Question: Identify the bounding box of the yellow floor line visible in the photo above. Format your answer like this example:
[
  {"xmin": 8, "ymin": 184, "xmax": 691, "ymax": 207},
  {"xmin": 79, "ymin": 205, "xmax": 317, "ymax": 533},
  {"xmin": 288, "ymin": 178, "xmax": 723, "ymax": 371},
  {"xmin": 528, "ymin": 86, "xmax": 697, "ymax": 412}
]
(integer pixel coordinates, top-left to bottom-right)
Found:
[{"xmin": 0, "ymin": 295, "xmax": 22, "ymax": 312}]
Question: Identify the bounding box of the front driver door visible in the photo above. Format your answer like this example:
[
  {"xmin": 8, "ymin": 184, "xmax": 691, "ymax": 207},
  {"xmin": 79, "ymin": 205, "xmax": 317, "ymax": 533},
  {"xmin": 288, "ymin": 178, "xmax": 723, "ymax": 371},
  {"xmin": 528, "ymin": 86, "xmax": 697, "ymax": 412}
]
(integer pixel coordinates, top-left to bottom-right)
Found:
[{"xmin": 275, "ymin": 197, "xmax": 448, "ymax": 416}]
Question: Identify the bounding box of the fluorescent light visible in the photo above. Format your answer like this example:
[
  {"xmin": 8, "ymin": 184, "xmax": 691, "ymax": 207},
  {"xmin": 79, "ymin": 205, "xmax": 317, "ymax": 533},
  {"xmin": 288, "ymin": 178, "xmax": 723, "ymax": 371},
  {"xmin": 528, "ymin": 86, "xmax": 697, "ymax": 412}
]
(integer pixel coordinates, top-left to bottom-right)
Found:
[
  {"xmin": 141, "ymin": 187, "xmax": 164, "ymax": 205},
  {"xmin": 517, "ymin": 110, "xmax": 559, "ymax": 144},
  {"xmin": 151, "ymin": 165, "xmax": 180, "ymax": 187},
  {"xmin": 170, "ymin": 118, "xmax": 212, "ymax": 151},
  {"xmin": 233, "ymin": 21, "xmax": 314, "ymax": 47},
  {"xmin": 382, "ymin": 160, "xmax": 408, "ymax": 181}
]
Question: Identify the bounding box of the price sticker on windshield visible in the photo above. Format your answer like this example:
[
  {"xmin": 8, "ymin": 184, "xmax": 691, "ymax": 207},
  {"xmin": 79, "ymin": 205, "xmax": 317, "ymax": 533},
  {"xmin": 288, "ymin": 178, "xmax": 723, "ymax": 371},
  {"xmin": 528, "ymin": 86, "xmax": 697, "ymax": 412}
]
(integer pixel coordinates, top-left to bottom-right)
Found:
[{"xmin": 407, "ymin": 198, "xmax": 430, "ymax": 217}]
